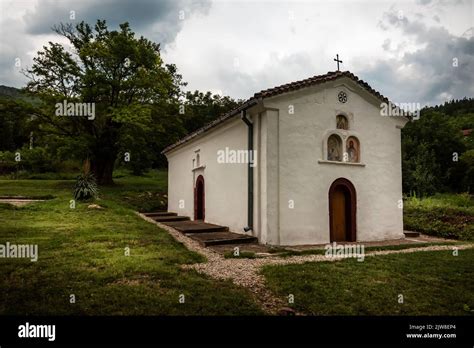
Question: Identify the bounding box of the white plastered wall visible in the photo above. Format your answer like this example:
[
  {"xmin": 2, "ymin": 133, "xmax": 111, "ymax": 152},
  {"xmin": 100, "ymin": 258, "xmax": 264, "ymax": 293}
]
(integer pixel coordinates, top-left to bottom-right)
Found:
[
  {"xmin": 262, "ymin": 77, "xmax": 408, "ymax": 245},
  {"xmin": 166, "ymin": 77, "xmax": 408, "ymax": 246},
  {"xmin": 166, "ymin": 117, "xmax": 251, "ymax": 234}
]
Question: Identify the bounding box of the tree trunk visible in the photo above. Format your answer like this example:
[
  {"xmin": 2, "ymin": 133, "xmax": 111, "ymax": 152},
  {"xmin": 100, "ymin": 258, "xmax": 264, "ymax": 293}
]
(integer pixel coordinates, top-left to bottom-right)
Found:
[
  {"xmin": 91, "ymin": 153, "xmax": 116, "ymax": 186},
  {"xmin": 89, "ymin": 127, "xmax": 119, "ymax": 186}
]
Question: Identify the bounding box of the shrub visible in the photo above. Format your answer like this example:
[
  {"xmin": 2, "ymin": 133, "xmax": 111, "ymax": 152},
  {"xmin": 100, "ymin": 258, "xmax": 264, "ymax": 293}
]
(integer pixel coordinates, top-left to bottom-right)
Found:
[
  {"xmin": 73, "ymin": 173, "xmax": 98, "ymax": 201},
  {"xmin": 20, "ymin": 147, "xmax": 59, "ymax": 173},
  {"xmin": 0, "ymin": 151, "xmax": 18, "ymax": 174}
]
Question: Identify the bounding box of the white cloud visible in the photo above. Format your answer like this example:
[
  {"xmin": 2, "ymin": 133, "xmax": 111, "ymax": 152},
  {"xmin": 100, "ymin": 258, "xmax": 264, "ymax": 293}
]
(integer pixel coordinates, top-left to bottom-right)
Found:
[{"xmin": 0, "ymin": 0, "xmax": 472, "ymax": 106}]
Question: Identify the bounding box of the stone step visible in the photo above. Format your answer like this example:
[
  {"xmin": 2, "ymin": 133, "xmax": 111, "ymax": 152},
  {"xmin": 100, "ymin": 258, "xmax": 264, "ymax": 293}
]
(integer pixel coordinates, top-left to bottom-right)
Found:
[
  {"xmin": 404, "ymin": 231, "xmax": 420, "ymax": 238},
  {"xmin": 162, "ymin": 221, "xmax": 228, "ymax": 233},
  {"xmin": 152, "ymin": 215, "xmax": 190, "ymax": 222},
  {"xmin": 187, "ymin": 231, "xmax": 258, "ymax": 247},
  {"xmin": 144, "ymin": 212, "xmax": 177, "ymax": 217}
]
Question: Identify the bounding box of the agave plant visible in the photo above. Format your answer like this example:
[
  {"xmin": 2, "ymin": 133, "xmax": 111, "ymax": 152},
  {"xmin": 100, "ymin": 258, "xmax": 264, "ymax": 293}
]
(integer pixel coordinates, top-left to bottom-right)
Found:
[{"xmin": 73, "ymin": 172, "xmax": 98, "ymax": 201}]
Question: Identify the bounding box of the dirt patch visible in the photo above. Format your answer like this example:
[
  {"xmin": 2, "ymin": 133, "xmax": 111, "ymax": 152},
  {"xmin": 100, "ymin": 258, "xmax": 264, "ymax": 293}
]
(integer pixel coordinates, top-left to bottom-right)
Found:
[
  {"xmin": 0, "ymin": 199, "xmax": 45, "ymax": 207},
  {"xmin": 109, "ymin": 275, "xmax": 154, "ymax": 286},
  {"xmin": 0, "ymin": 195, "xmax": 54, "ymax": 207}
]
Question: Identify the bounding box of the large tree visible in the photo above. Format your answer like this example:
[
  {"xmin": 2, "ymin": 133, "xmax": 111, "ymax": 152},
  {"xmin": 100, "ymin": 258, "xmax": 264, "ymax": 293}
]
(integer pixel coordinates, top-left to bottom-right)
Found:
[{"xmin": 24, "ymin": 20, "xmax": 184, "ymax": 184}]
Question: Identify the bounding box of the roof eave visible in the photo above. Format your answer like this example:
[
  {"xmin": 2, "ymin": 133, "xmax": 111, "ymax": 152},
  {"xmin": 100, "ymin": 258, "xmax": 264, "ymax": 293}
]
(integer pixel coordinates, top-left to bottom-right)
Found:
[{"xmin": 162, "ymin": 71, "xmax": 408, "ymax": 154}]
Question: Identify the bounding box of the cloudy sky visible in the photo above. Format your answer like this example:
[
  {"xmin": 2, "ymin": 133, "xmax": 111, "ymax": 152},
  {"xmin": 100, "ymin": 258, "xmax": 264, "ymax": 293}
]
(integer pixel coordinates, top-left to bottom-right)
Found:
[{"xmin": 0, "ymin": 0, "xmax": 473, "ymax": 106}]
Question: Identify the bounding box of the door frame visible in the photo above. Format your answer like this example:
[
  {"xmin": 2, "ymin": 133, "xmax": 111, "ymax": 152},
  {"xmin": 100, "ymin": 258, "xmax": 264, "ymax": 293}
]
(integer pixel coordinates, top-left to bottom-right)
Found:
[
  {"xmin": 194, "ymin": 175, "xmax": 205, "ymax": 220},
  {"xmin": 328, "ymin": 178, "xmax": 357, "ymax": 242}
]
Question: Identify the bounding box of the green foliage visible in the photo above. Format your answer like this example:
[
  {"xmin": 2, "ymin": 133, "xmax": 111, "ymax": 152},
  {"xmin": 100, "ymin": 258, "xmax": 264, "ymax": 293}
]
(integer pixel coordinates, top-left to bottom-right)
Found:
[
  {"xmin": 432, "ymin": 97, "xmax": 474, "ymax": 118},
  {"xmin": 0, "ymin": 147, "xmax": 65, "ymax": 176},
  {"xmin": 147, "ymin": 102, "xmax": 188, "ymax": 168},
  {"xmin": 406, "ymin": 192, "xmax": 473, "ymax": 209},
  {"xmin": 459, "ymin": 150, "xmax": 474, "ymax": 192},
  {"xmin": 402, "ymin": 99, "xmax": 473, "ymax": 194},
  {"xmin": 409, "ymin": 143, "xmax": 439, "ymax": 196},
  {"xmin": 0, "ymin": 151, "xmax": 17, "ymax": 175},
  {"xmin": 111, "ymin": 103, "xmax": 152, "ymax": 127},
  {"xmin": 117, "ymin": 125, "xmax": 154, "ymax": 176},
  {"xmin": 0, "ymin": 97, "xmax": 31, "ymax": 151},
  {"xmin": 21, "ymin": 20, "xmax": 186, "ymax": 184},
  {"xmin": 182, "ymin": 90, "xmax": 242, "ymax": 133},
  {"xmin": 115, "ymin": 90, "xmax": 241, "ymax": 171},
  {"xmin": 5, "ymin": 20, "xmax": 242, "ymax": 183},
  {"xmin": 73, "ymin": 172, "xmax": 98, "ymax": 201},
  {"xmin": 21, "ymin": 146, "xmax": 59, "ymax": 173},
  {"xmin": 404, "ymin": 193, "xmax": 474, "ymax": 240}
]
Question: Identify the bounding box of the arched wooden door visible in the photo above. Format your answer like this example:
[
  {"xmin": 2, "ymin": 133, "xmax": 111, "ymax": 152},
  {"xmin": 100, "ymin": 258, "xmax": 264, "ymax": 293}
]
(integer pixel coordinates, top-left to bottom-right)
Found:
[
  {"xmin": 194, "ymin": 175, "xmax": 205, "ymax": 220},
  {"xmin": 329, "ymin": 178, "xmax": 356, "ymax": 242}
]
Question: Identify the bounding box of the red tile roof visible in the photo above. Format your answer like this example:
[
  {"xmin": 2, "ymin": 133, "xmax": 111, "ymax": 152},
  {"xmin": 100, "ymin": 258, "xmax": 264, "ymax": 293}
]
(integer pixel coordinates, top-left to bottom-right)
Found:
[
  {"xmin": 162, "ymin": 71, "xmax": 391, "ymax": 154},
  {"xmin": 253, "ymin": 70, "xmax": 390, "ymax": 102},
  {"xmin": 462, "ymin": 129, "xmax": 473, "ymax": 136}
]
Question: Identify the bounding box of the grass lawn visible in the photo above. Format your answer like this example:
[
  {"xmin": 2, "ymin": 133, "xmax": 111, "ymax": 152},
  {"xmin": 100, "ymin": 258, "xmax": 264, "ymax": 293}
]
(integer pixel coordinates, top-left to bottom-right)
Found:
[
  {"xmin": 0, "ymin": 172, "xmax": 263, "ymax": 315},
  {"xmin": 261, "ymin": 249, "xmax": 474, "ymax": 316}
]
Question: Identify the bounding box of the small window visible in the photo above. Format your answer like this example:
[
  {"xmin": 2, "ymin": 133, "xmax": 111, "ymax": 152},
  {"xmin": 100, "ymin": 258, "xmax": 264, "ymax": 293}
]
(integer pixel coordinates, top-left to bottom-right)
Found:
[
  {"xmin": 336, "ymin": 115, "xmax": 348, "ymax": 130},
  {"xmin": 196, "ymin": 153, "xmax": 200, "ymax": 167},
  {"xmin": 327, "ymin": 134, "xmax": 342, "ymax": 161},
  {"xmin": 346, "ymin": 136, "xmax": 360, "ymax": 163}
]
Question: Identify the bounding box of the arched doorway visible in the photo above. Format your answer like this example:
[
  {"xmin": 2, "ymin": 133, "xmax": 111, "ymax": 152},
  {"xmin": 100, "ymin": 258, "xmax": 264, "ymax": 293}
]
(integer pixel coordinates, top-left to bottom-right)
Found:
[
  {"xmin": 329, "ymin": 178, "xmax": 356, "ymax": 242},
  {"xmin": 194, "ymin": 175, "xmax": 205, "ymax": 220}
]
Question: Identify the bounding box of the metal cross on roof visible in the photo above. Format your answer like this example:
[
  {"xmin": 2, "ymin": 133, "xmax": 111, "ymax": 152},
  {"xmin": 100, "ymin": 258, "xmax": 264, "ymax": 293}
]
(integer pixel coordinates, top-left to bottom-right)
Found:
[{"xmin": 334, "ymin": 54, "xmax": 343, "ymax": 71}]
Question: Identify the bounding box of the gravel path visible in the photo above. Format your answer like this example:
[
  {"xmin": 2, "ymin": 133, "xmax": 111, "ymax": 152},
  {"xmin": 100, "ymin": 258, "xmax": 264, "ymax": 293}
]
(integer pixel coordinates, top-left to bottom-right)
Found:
[{"xmin": 138, "ymin": 213, "xmax": 474, "ymax": 314}]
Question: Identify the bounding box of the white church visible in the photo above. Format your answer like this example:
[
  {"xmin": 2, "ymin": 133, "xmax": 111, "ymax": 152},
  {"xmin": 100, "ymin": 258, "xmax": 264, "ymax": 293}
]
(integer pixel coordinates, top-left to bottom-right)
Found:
[{"xmin": 162, "ymin": 70, "xmax": 409, "ymax": 246}]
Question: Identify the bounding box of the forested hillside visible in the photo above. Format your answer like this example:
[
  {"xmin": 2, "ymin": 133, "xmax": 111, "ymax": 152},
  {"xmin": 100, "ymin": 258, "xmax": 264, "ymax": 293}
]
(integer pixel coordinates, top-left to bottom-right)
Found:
[{"xmin": 402, "ymin": 98, "xmax": 474, "ymax": 195}]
